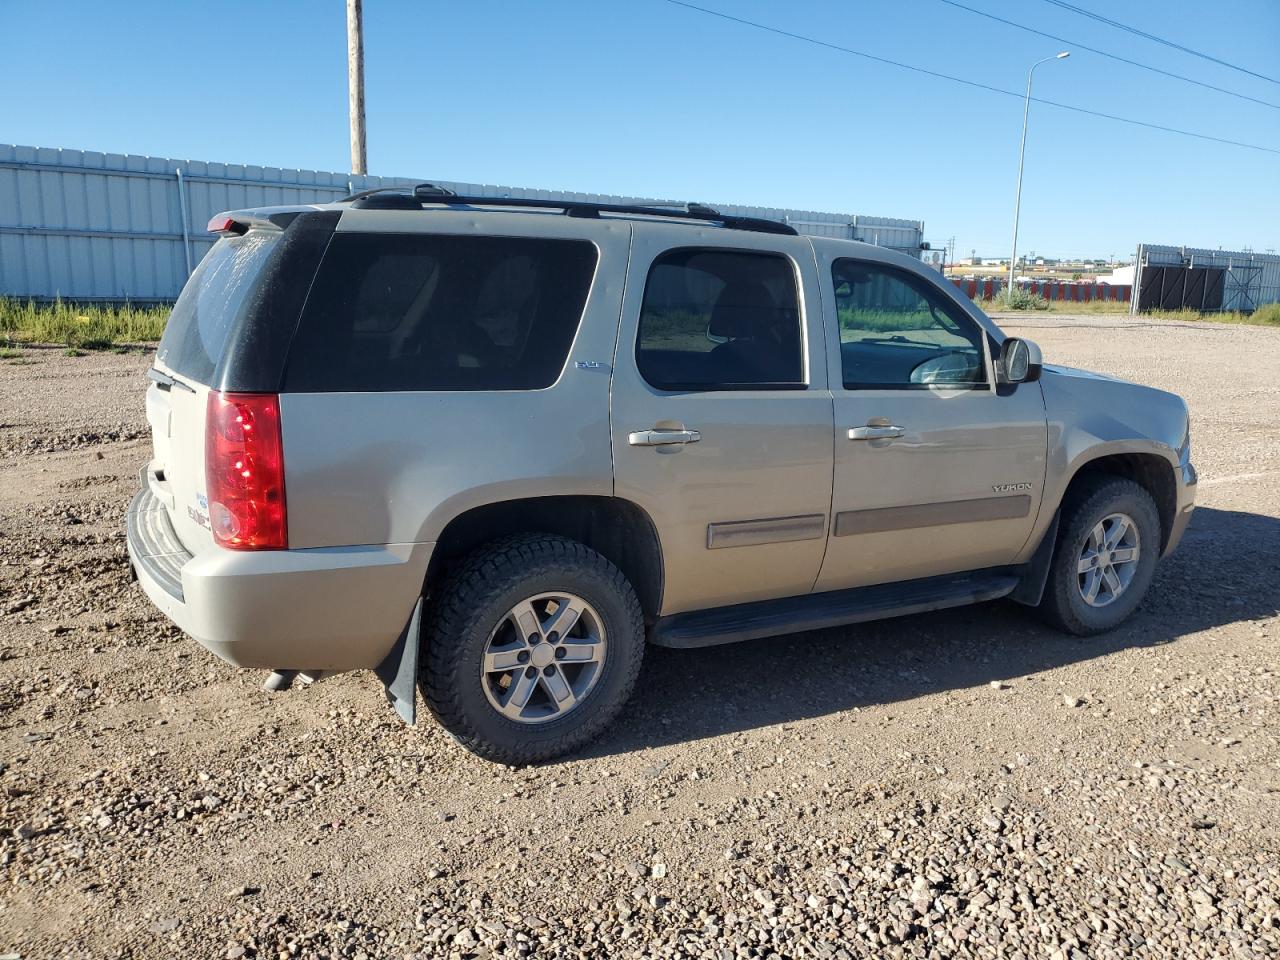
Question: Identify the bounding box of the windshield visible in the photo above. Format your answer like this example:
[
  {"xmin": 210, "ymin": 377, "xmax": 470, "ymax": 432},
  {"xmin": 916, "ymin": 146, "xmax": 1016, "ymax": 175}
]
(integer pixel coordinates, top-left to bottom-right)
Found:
[{"xmin": 156, "ymin": 231, "xmax": 278, "ymax": 384}]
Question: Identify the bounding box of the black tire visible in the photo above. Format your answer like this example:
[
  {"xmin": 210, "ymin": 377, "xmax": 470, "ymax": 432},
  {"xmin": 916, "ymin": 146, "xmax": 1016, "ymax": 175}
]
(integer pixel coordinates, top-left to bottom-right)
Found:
[
  {"xmin": 419, "ymin": 534, "xmax": 644, "ymax": 764},
  {"xmin": 1038, "ymin": 476, "xmax": 1161, "ymax": 636}
]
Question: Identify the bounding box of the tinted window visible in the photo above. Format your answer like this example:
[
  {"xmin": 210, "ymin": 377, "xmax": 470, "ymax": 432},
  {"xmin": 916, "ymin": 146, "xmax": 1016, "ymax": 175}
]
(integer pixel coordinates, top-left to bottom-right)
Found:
[
  {"xmin": 834, "ymin": 260, "xmax": 987, "ymax": 389},
  {"xmin": 284, "ymin": 234, "xmax": 598, "ymax": 392},
  {"xmin": 637, "ymin": 249, "xmax": 804, "ymax": 391},
  {"xmin": 157, "ymin": 232, "xmax": 278, "ymax": 384}
]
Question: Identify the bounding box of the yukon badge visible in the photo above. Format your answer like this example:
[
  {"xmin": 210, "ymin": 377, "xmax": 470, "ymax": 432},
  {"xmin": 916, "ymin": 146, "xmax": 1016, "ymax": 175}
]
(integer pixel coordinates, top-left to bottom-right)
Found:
[{"xmin": 993, "ymin": 482, "xmax": 1033, "ymax": 494}]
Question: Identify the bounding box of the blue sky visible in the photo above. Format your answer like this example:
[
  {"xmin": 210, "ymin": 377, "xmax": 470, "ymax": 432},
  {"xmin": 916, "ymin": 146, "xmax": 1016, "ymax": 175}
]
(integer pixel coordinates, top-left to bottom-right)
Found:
[{"xmin": 4, "ymin": 0, "xmax": 1278, "ymax": 257}]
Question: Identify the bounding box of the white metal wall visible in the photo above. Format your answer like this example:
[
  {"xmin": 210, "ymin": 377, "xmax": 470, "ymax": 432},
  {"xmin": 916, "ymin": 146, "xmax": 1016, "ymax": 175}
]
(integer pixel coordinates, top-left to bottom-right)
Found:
[
  {"xmin": 0, "ymin": 143, "xmax": 923, "ymax": 301},
  {"xmin": 1135, "ymin": 242, "xmax": 1280, "ymax": 313}
]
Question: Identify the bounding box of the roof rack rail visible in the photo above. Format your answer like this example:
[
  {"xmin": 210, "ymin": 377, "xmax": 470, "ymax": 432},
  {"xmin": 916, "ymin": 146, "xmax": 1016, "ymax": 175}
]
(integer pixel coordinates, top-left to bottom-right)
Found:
[
  {"xmin": 339, "ymin": 183, "xmax": 455, "ymax": 204},
  {"xmin": 355, "ymin": 193, "xmax": 793, "ymax": 235},
  {"xmin": 342, "ymin": 190, "xmax": 797, "ymax": 236}
]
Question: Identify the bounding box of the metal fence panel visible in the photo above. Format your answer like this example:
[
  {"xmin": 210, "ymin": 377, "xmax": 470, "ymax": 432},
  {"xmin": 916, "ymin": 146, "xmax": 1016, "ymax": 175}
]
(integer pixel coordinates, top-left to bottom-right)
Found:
[
  {"xmin": 0, "ymin": 143, "xmax": 922, "ymax": 301},
  {"xmin": 951, "ymin": 278, "xmax": 1131, "ymax": 302},
  {"xmin": 1133, "ymin": 243, "xmax": 1280, "ymax": 314}
]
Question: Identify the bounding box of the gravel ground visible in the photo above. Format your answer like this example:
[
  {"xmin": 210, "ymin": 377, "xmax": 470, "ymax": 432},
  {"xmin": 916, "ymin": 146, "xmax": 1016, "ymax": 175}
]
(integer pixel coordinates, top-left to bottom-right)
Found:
[{"xmin": 0, "ymin": 315, "xmax": 1277, "ymax": 959}]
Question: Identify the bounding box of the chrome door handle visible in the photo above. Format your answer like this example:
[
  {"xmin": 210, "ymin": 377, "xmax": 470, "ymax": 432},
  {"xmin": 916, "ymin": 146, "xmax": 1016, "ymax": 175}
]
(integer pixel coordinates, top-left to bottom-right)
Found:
[
  {"xmin": 848, "ymin": 425, "xmax": 905, "ymax": 440},
  {"xmin": 629, "ymin": 428, "xmax": 702, "ymax": 446}
]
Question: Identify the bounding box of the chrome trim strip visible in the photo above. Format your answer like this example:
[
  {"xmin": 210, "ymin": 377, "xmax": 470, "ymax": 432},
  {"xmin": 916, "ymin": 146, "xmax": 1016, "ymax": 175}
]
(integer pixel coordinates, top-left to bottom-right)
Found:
[
  {"xmin": 707, "ymin": 514, "xmax": 827, "ymax": 550},
  {"xmin": 834, "ymin": 495, "xmax": 1032, "ymax": 537}
]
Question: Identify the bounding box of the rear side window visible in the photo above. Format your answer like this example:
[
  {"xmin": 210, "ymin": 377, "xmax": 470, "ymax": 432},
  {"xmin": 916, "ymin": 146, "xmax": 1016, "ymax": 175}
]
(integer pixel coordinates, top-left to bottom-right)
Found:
[
  {"xmin": 284, "ymin": 234, "xmax": 598, "ymax": 392},
  {"xmin": 156, "ymin": 232, "xmax": 278, "ymax": 384},
  {"xmin": 636, "ymin": 248, "xmax": 804, "ymax": 391}
]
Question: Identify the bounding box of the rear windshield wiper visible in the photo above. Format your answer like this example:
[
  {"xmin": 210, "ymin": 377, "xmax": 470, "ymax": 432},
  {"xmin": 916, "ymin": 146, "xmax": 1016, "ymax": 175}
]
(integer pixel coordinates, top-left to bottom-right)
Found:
[{"xmin": 147, "ymin": 367, "xmax": 196, "ymax": 394}]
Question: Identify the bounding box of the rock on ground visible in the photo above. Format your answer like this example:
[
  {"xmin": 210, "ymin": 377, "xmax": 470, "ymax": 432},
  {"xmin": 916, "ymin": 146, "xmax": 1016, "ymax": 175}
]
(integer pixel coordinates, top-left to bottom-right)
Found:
[{"xmin": 0, "ymin": 319, "xmax": 1278, "ymax": 958}]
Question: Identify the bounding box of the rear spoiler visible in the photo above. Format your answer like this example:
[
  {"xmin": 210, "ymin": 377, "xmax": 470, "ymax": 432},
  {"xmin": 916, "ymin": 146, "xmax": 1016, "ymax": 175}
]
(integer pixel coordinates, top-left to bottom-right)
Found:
[
  {"xmin": 207, "ymin": 205, "xmax": 329, "ymax": 235},
  {"xmin": 207, "ymin": 209, "xmax": 342, "ymax": 394}
]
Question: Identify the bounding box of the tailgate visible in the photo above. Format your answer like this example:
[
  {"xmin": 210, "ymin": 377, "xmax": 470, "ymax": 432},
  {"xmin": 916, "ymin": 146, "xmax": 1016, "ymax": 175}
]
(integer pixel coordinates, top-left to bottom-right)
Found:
[
  {"xmin": 144, "ymin": 373, "xmax": 215, "ymax": 554},
  {"xmin": 147, "ymin": 229, "xmax": 281, "ymax": 555}
]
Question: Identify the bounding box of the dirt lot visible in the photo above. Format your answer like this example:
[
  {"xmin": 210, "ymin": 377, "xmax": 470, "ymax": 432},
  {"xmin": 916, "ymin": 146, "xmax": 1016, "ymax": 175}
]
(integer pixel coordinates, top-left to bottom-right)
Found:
[{"xmin": 1, "ymin": 315, "xmax": 1278, "ymax": 959}]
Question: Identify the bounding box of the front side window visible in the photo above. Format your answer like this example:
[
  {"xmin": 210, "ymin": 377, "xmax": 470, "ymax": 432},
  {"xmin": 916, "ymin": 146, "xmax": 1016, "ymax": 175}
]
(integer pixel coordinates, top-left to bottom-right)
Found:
[
  {"xmin": 637, "ymin": 248, "xmax": 804, "ymax": 391},
  {"xmin": 284, "ymin": 234, "xmax": 598, "ymax": 392},
  {"xmin": 834, "ymin": 259, "xmax": 988, "ymax": 389}
]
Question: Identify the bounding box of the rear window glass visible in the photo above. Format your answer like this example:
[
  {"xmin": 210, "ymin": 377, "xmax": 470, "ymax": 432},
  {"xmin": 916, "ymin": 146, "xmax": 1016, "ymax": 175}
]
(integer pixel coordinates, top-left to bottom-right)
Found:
[
  {"xmin": 156, "ymin": 232, "xmax": 278, "ymax": 384},
  {"xmin": 283, "ymin": 233, "xmax": 598, "ymax": 392},
  {"xmin": 637, "ymin": 248, "xmax": 804, "ymax": 391}
]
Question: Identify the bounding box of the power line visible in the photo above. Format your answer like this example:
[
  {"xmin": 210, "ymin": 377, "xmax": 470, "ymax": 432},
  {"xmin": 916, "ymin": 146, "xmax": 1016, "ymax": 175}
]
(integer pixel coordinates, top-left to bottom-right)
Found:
[
  {"xmin": 1038, "ymin": 0, "xmax": 1280, "ymax": 86},
  {"xmin": 935, "ymin": 0, "xmax": 1280, "ymax": 111},
  {"xmin": 662, "ymin": 0, "xmax": 1280, "ymax": 156}
]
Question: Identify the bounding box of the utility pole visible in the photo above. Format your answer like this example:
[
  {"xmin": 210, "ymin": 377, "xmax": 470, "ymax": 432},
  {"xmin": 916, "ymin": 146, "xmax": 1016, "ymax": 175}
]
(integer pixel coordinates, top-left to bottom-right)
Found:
[
  {"xmin": 1009, "ymin": 51, "xmax": 1069, "ymax": 301},
  {"xmin": 347, "ymin": 0, "xmax": 367, "ymax": 175}
]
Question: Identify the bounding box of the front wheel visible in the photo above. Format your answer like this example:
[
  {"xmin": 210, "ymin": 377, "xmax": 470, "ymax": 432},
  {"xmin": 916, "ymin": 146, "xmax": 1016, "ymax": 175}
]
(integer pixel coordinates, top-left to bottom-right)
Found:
[
  {"xmin": 1038, "ymin": 477, "xmax": 1161, "ymax": 636},
  {"xmin": 419, "ymin": 535, "xmax": 644, "ymax": 764}
]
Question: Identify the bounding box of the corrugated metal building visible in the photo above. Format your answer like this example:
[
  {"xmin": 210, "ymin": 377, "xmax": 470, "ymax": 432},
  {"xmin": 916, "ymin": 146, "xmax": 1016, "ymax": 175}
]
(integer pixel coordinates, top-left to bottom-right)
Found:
[
  {"xmin": 0, "ymin": 144, "xmax": 923, "ymax": 302},
  {"xmin": 1133, "ymin": 243, "xmax": 1280, "ymax": 314}
]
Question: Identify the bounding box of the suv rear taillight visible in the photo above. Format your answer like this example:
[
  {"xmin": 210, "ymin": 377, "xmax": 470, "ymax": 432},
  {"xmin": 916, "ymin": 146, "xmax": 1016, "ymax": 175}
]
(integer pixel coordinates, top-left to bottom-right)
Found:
[{"xmin": 205, "ymin": 392, "xmax": 287, "ymax": 550}]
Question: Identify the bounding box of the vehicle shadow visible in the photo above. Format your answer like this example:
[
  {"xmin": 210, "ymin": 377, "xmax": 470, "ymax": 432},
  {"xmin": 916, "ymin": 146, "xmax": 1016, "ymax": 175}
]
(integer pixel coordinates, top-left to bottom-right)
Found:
[{"xmin": 587, "ymin": 506, "xmax": 1279, "ymax": 758}]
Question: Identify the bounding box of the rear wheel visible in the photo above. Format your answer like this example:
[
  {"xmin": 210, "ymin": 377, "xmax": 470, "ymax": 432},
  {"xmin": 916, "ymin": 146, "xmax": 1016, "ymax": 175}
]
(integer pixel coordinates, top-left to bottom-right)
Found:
[
  {"xmin": 1038, "ymin": 477, "xmax": 1161, "ymax": 635},
  {"xmin": 420, "ymin": 535, "xmax": 644, "ymax": 764}
]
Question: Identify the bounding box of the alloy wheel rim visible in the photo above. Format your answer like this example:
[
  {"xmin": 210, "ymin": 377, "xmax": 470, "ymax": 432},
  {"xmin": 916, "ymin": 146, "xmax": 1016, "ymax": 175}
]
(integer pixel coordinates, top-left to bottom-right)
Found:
[
  {"xmin": 480, "ymin": 592, "xmax": 607, "ymax": 724},
  {"xmin": 1077, "ymin": 512, "xmax": 1141, "ymax": 608}
]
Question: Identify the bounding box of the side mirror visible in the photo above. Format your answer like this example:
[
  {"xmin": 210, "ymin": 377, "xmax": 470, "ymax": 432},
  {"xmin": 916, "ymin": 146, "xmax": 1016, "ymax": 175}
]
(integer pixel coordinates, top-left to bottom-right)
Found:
[{"xmin": 998, "ymin": 337, "xmax": 1042, "ymax": 384}]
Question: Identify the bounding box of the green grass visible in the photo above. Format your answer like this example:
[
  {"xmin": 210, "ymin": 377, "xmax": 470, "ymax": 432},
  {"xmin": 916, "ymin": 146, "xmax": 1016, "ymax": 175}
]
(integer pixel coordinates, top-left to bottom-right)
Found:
[
  {"xmin": 977, "ymin": 297, "xmax": 1280, "ymax": 326},
  {"xmin": 1139, "ymin": 302, "xmax": 1280, "ymax": 326},
  {"xmin": 2, "ymin": 290, "xmax": 1275, "ymax": 356},
  {"xmin": 837, "ymin": 306, "xmax": 945, "ymax": 333},
  {"xmin": 978, "ymin": 297, "xmax": 1128, "ymax": 315},
  {"xmin": 639, "ymin": 308, "xmax": 720, "ymax": 352},
  {"xmin": 982, "ymin": 287, "xmax": 1052, "ymax": 312},
  {"xmin": 0, "ymin": 298, "xmax": 171, "ymax": 348},
  {"xmin": 643, "ymin": 306, "xmax": 973, "ymax": 348}
]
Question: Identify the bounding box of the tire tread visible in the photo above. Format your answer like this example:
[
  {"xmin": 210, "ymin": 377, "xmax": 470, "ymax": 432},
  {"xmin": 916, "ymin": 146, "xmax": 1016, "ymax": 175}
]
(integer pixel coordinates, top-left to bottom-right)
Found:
[
  {"xmin": 1038, "ymin": 476, "xmax": 1160, "ymax": 636},
  {"xmin": 420, "ymin": 534, "xmax": 644, "ymax": 764}
]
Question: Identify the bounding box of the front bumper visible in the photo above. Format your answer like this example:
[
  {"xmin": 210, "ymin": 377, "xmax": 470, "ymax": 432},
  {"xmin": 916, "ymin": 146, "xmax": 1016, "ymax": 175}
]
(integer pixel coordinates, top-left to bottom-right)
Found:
[
  {"xmin": 126, "ymin": 486, "xmax": 432, "ymax": 671},
  {"xmin": 1164, "ymin": 444, "xmax": 1197, "ymax": 556}
]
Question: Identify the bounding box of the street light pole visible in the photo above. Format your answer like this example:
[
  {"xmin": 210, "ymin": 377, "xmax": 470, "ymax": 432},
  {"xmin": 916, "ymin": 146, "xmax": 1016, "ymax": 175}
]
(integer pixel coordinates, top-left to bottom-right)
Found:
[{"xmin": 1008, "ymin": 51, "xmax": 1069, "ymax": 302}]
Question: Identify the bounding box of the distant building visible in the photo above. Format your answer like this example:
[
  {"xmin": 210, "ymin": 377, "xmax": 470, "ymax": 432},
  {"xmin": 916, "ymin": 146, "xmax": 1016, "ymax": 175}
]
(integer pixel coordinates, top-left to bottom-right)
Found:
[
  {"xmin": 1097, "ymin": 265, "xmax": 1136, "ymax": 285},
  {"xmin": 954, "ymin": 256, "xmax": 1010, "ymax": 268}
]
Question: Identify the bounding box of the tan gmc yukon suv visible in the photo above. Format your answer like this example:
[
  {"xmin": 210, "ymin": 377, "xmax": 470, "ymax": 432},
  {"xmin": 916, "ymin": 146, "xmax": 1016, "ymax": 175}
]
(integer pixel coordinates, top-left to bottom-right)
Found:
[{"xmin": 127, "ymin": 188, "xmax": 1196, "ymax": 763}]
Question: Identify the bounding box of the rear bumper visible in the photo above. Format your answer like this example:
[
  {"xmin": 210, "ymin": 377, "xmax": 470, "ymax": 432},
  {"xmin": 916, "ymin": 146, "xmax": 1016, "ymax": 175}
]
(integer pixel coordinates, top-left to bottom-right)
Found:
[{"xmin": 126, "ymin": 486, "xmax": 432, "ymax": 671}]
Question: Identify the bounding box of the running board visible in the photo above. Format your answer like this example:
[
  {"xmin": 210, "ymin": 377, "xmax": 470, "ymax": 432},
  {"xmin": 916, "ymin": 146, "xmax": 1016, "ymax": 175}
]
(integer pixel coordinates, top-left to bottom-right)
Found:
[{"xmin": 648, "ymin": 568, "xmax": 1021, "ymax": 649}]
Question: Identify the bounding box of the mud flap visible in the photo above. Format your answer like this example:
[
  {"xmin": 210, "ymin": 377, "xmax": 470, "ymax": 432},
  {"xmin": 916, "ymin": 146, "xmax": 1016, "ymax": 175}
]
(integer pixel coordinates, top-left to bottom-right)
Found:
[
  {"xmin": 1009, "ymin": 510, "xmax": 1060, "ymax": 607},
  {"xmin": 374, "ymin": 597, "xmax": 421, "ymax": 725}
]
